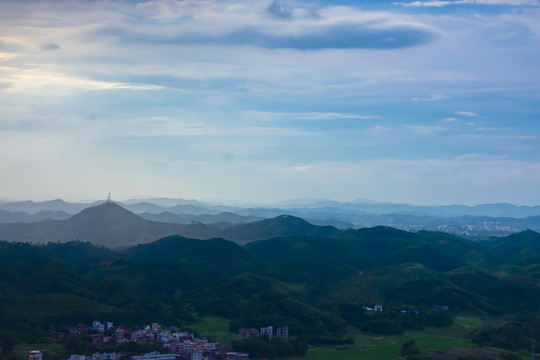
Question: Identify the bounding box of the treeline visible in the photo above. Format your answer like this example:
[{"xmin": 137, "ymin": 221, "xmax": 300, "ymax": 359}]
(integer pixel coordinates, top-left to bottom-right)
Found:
[
  {"xmin": 339, "ymin": 303, "xmax": 453, "ymax": 335},
  {"xmin": 472, "ymin": 319, "xmax": 540, "ymax": 351}
]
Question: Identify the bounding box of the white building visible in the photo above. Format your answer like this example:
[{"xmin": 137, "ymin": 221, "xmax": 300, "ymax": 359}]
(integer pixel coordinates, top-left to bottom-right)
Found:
[
  {"xmin": 92, "ymin": 353, "xmax": 117, "ymax": 360},
  {"xmin": 92, "ymin": 322, "xmax": 105, "ymax": 333},
  {"xmin": 131, "ymin": 352, "xmax": 176, "ymax": 360},
  {"xmin": 190, "ymin": 352, "xmax": 202, "ymax": 360},
  {"xmin": 260, "ymin": 326, "xmax": 273, "ymax": 338},
  {"xmin": 29, "ymin": 351, "xmax": 42, "ymax": 360},
  {"xmin": 69, "ymin": 355, "xmax": 86, "ymax": 360}
]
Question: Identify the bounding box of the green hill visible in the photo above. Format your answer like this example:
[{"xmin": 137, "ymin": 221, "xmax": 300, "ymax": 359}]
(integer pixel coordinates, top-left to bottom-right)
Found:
[
  {"xmin": 123, "ymin": 235, "xmax": 258, "ymax": 265},
  {"xmin": 1, "ymin": 225, "xmax": 540, "ymax": 355},
  {"xmin": 218, "ymin": 215, "xmax": 341, "ymax": 243},
  {"xmin": 484, "ymin": 229, "xmax": 540, "ymax": 266}
]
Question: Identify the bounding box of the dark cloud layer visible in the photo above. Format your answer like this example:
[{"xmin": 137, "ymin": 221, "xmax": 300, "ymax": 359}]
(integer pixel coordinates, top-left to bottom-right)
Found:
[
  {"xmin": 89, "ymin": 22, "xmax": 438, "ymax": 50},
  {"xmin": 223, "ymin": 24, "xmax": 437, "ymax": 50}
]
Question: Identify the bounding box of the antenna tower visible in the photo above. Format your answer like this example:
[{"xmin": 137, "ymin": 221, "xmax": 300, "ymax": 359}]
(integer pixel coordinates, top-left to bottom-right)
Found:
[{"xmin": 107, "ymin": 193, "xmax": 111, "ymax": 203}]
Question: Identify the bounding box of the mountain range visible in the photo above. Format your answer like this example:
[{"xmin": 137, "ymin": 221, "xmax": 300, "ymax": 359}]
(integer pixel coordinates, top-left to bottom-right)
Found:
[{"xmin": 1, "ymin": 198, "xmax": 540, "ymax": 236}]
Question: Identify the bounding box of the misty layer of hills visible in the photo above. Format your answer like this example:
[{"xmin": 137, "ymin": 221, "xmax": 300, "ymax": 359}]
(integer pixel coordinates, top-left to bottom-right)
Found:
[{"xmin": 1, "ymin": 198, "xmax": 539, "ymax": 236}]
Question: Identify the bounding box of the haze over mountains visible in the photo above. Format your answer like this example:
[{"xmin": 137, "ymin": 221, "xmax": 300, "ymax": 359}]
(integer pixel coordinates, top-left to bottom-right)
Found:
[{"xmin": 0, "ymin": 198, "xmax": 539, "ymax": 240}]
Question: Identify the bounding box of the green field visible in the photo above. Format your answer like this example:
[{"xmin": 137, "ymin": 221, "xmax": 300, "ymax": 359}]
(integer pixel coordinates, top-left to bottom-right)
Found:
[
  {"xmin": 184, "ymin": 315, "xmax": 492, "ymax": 359},
  {"xmin": 12, "ymin": 343, "xmax": 67, "ymax": 360},
  {"xmin": 186, "ymin": 316, "xmax": 237, "ymax": 345},
  {"xmin": 286, "ymin": 316, "xmax": 489, "ymax": 360}
]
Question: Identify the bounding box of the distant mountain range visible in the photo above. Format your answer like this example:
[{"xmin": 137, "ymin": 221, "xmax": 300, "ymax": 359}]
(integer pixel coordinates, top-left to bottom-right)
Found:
[
  {"xmin": 0, "ymin": 202, "xmax": 217, "ymax": 248},
  {"xmin": 1, "ymin": 198, "xmax": 539, "ymax": 236},
  {"xmin": 0, "ymin": 202, "xmax": 350, "ymax": 248}
]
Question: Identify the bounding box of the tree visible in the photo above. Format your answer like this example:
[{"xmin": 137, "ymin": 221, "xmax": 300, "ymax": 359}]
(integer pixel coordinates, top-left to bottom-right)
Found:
[
  {"xmin": 400, "ymin": 340, "xmax": 419, "ymax": 357},
  {"xmin": 0, "ymin": 330, "xmax": 16, "ymax": 356},
  {"xmin": 64, "ymin": 334, "xmax": 91, "ymax": 355}
]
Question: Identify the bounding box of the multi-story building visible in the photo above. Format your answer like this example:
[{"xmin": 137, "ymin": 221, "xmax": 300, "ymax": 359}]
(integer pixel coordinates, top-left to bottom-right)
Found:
[
  {"xmin": 29, "ymin": 351, "xmax": 42, "ymax": 360},
  {"xmin": 224, "ymin": 352, "xmax": 249, "ymax": 360},
  {"xmin": 91, "ymin": 353, "xmax": 116, "ymax": 360},
  {"xmin": 260, "ymin": 326, "xmax": 273, "ymax": 338},
  {"xmin": 69, "ymin": 355, "xmax": 85, "ymax": 360},
  {"xmin": 238, "ymin": 328, "xmax": 259, "ymax": 340},
  {"xmin": 115, "ymin": 329, "xmax": 124, "ymax": 342},
  {"xmin": 276, "ymin": 326, "xmax": 288, "ymax": 339},
  {"xmin": 92, "ymin": 321, "xmax": 105, "ymax": 333},
  {"xmin": 131, "ymin": 351, "xmax": 175, "ymax": 360}
]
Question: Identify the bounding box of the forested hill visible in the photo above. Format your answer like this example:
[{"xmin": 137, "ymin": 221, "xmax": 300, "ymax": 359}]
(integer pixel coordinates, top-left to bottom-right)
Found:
[{"xmin": 0, "ymin": 227, "xmax": 539, "ymax": 353}]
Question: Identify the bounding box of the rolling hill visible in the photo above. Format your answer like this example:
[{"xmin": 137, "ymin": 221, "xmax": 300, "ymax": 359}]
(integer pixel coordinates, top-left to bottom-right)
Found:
[
  {"xmin": 123, "ymin": 235, "xmax": 258, "ymax": 265},
  {"xmin": 218, "ymin": 214, "xmax": 341, "ymax": 243}
]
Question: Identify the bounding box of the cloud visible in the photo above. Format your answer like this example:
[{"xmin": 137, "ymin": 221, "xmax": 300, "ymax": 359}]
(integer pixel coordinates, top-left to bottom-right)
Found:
[
  {"xmin": 411, "ymin": 94, "xmax": 450, "ymax": 101},
  {"xmin": 267, "ymin": 0, "xmax": 293, "ymax": 19},
  {"xmin": 455, "ymin": 153, "xmax": 480, "ymax": 160},
  {"xmin": 442, "ymin": 117, "xmax": 459, "ymax": 122},
  {"xmin": 394, "ymin": 0, "xmax": 540, "ymax": 7},
  {"xmin": 81, "ymin": 3, "xmax": 439, "ymax": 50},
  {"xmin": 206, "ymin": 23, "xmax": 438, "ymax": 50},
  {"xmin": 455, "ymin": 111, "xmax": 477, "ymax": 116},
  {"xmin": 292, "ymin": 165, "xmax": 313, "ymax": 172},
  {"xmin": 42, "ymin": 43, "xmax": 60, "ymax": 51},
  {"xmin": 405, "ymin": 124, "xmax": 446, "ymax": 134},
  {"xmin": 0, "ymin": 66, "xmax": 165, "ymax": 92},
  {"xmin": 0, "ymin": 52, "xmax": 18, "ymax": 61},
  {"xmin": 246, "ymin": 111, "xmax": 379, "ymax": 121}
]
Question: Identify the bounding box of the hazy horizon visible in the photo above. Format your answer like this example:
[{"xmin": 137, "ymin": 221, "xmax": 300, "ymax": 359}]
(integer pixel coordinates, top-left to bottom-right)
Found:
[
  {"xmin": 1, "ymin": 0, "xmax": 539, "ymax": 205},
  {"xmin": 0, "ymin": 195, "xmax": 538, "ymax": 208}
]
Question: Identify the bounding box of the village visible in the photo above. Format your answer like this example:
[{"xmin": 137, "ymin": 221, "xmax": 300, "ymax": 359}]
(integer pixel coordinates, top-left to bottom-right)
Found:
[{"xmin": 30, "ymin": 321, "xmax": 291, "ymax": 360}]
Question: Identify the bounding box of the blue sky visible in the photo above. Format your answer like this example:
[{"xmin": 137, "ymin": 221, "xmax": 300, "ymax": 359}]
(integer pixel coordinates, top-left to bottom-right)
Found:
[{"xmin": 0, "ymin": 0, "xmax": 539, "ymax": 205}]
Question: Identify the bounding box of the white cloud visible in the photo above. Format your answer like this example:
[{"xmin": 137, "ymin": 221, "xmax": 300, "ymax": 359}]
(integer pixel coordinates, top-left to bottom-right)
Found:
[
  {"xmin": 0, "ymin": 66, "xmax": 164, "ymax": 93},
  {"xmin": 455, "ymin": 111, "xmax": 477, "ymax": 117},
  {"xmin": 455, "ymin": 153, "xmax": 480, "ymax": 160},
  {"xmin": 246, "ymin": 111, "xmax": 379, "ymax": 121},
  {"xmin": 394, "ymin": 0, "xmax": 540, "ymax": 7},
  {"xmin": 411, "ymin": 94, "xmax": 450, "ymax": 101},
  {"xmin": 405, "ymin": 124, "xmax": 446, "ymax": 134},
  {"xmin": 442, "ymin": 117, "xmax": 459, "ymax": 122}
]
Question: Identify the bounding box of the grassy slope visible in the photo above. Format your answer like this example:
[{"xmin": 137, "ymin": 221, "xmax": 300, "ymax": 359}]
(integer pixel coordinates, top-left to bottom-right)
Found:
[
  {"xmin": 186, "ymin": 316, "xmax": 237, "ymax": 345},
  {"xmin": 286, "ymin": 316, "xmax": 496, "ymax": 360}
]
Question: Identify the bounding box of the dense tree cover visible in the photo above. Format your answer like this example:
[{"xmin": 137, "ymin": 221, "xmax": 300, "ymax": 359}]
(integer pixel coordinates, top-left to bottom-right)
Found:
[
  {"xmin": 472, "ymin": 321, "xmax": 540, "ymax": 351},
  {"xmin": 0, "ymin": 227, "xmax": 539, "ymax": 355}
]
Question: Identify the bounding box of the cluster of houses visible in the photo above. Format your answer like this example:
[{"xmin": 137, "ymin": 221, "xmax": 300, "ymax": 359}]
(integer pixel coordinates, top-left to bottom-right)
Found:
[{"xmin": 50, "ymin": 321, "xmax": 249, "ymax": 360}]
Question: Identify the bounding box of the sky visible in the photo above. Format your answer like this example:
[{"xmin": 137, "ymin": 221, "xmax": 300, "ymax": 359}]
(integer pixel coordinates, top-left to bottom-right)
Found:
[{"xmin": 0, "ymin": 0, "xmax": 539, "ymax": 206}]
